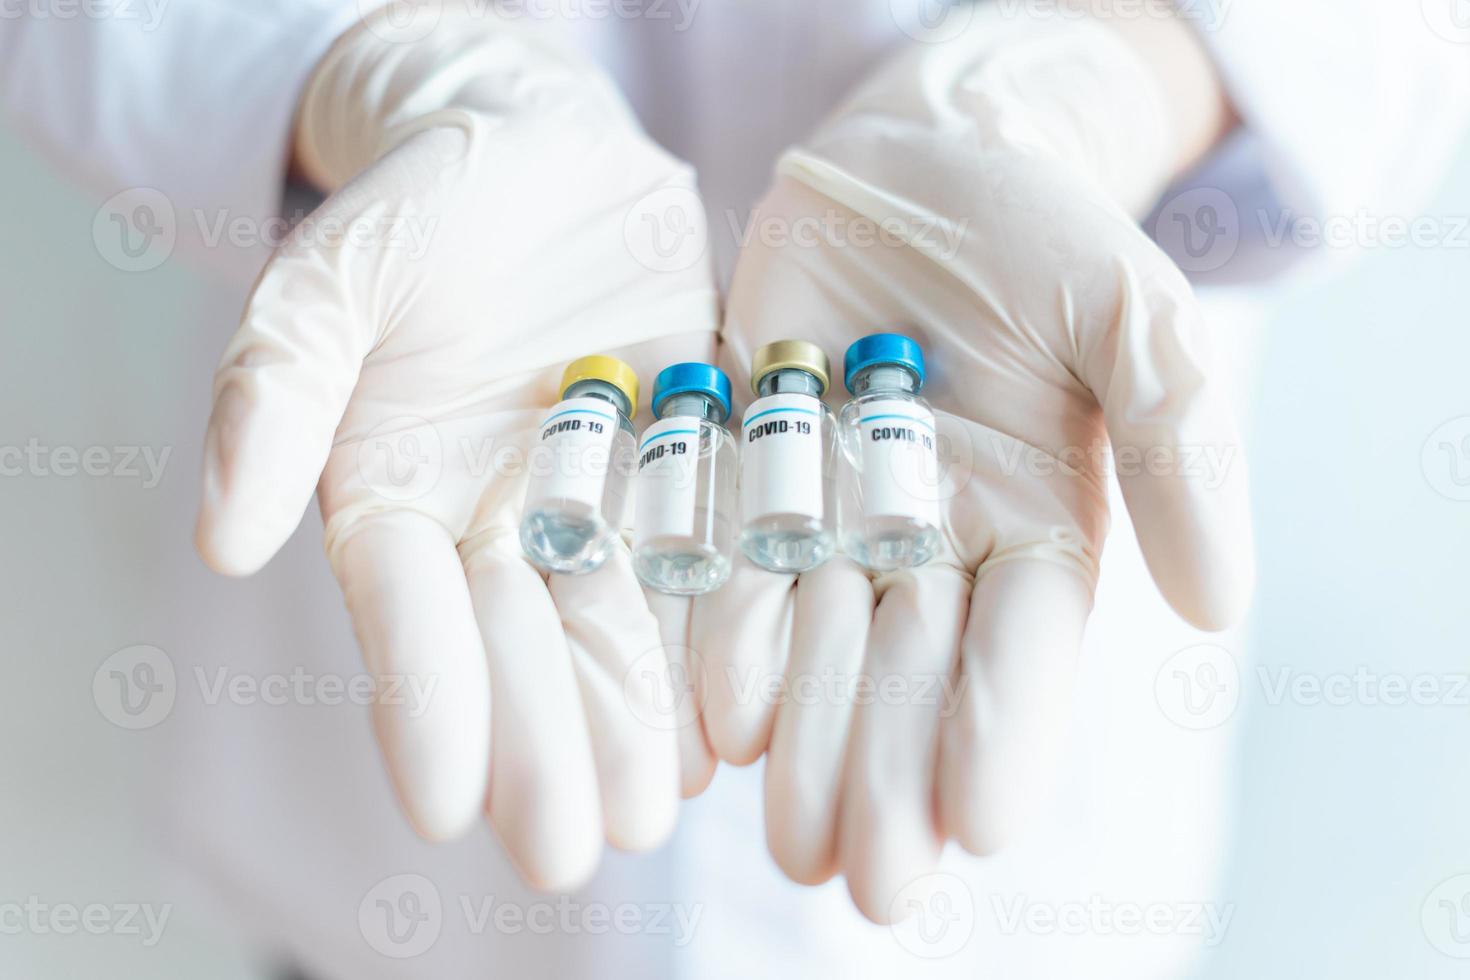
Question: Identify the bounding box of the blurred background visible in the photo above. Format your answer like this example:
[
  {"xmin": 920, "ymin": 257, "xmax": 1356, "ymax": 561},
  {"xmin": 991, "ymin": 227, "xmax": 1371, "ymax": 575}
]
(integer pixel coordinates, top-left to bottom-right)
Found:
[{"xmin": 1, "ymin": 120, "xmax": 1468, "ymax": 980}]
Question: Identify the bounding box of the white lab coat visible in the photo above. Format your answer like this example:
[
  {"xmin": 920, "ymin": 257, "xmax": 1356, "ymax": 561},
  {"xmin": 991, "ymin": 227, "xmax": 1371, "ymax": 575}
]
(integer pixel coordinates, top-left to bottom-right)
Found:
[{"xmin": 2, "ymin": 3, "xmax": 1466, "ymax": 978}]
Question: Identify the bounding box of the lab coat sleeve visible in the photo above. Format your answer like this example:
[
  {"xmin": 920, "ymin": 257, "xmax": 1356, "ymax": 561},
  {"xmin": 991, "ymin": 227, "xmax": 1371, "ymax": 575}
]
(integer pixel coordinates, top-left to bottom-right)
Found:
[
  {"xmin": 1189, "ymin": 0, "xmax": 1470, "ymax": 223},
  {"xmin": 0, "ymin": 0, "xmax": 365, "ymax": 276}
]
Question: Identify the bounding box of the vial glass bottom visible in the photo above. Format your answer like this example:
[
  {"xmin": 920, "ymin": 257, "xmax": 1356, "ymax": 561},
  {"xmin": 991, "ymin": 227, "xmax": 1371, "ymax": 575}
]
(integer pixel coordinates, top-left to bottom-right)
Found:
[
  {"xmin": 635, "ymin": 534, "xmax": 732, "ymax": 596},
  {"xmin": 740, "ymin": 514, "xmax": 834, "ymax": 573},
  {"xmin": 521, "ymin": 501, "xmax": 618, "ymax": 574},
  {"xmin": 842, "ymin": 515, "xmax": 940, "ymax": 572}
]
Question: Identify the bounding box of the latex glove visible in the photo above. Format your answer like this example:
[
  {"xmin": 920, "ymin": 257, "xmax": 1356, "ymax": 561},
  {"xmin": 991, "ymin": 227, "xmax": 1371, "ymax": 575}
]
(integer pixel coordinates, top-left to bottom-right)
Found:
[
  {"xmin": 682, "ymin": 7, "xmax": 1253, "ymax": 920},
  {"xmin": 194, "ymin": 3, "xmax": 718, "ymax": 889}
]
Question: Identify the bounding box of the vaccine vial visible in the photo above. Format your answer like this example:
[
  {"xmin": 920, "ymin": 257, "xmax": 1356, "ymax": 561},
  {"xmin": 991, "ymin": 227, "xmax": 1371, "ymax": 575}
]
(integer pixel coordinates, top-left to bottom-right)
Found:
[
  {"xmin": 520, "ymin": 355, "xmax": 638, "ymax": 575},
  {"xmin": 633, "ymin": 362, "xmax": 738, "ymax": 595},
  {"xmin": 837, "ymin": 333, "xmax": 942, "ymax": 571},
  {"xmin": 738, "ymin": 340, "xmax": 837, "ymax": 573}
]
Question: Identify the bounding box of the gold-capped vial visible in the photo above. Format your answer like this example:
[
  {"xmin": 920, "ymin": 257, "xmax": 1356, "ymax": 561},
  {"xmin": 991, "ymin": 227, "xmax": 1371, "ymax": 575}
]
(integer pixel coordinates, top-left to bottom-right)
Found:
[
  {"xmin": 750, "ymin": 340, "xmax": 831, "ymax": 396},
  {"xmin": 560, "ymin": 355, "xmax": 639, "ymax": 416}
]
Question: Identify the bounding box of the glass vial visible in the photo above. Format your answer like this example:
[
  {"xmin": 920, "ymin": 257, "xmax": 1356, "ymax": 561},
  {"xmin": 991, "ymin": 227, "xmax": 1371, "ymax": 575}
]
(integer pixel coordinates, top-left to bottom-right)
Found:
[
  {"xmin": 738, "ymin": 340, "xmax": 837, "ymax": 573},
  {"xmin": 520, "ymin": 355, "xmax": 638, "ymax": 575},
  {"xmin": 837, "ymin": 332, "xmax": 941, "ymax": 571},
  {"xmin": 633, "ymin": 362, "xmax": 738, "ymax": 595}
]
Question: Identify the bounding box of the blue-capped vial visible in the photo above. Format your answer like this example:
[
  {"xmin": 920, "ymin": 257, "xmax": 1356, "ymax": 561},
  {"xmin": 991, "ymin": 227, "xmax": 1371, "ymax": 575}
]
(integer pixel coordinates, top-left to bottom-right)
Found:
[
  {"xmin": 738, "ymin": 340, "xmax": 838, "ymax": 573},
  {"xmin": 836, "ymin": 332, "xmax": 941, "ymax": 570},
  {"xmin": 521, "ymin": 356, "xmax": 639, "ymax": 575},
  {"xmin": 633, "ymin": 362, "xmax": 738, "ymax": 595}
]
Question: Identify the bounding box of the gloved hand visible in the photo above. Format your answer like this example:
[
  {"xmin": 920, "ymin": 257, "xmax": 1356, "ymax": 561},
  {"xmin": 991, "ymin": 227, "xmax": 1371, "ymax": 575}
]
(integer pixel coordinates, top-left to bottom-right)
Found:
[
  {"xmin": 679, "ymin": 6, "xmax": 1254, "ymax": 920},
  {"xmin": 194, "ymin": 2, "xmax": 718, "ymax": 889}
]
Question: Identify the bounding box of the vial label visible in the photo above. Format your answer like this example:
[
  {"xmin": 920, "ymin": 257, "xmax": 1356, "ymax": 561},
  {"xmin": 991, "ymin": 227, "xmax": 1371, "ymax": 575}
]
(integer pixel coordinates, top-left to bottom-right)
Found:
[
  {"xmin": 741, "ymin": 393, "xmax": 824, "ymax": 523},
  {"xmin": 856, "ymin": 399, "xmax": 941, "ymax": 526},
  {"xmin": 633, "ymin": 416, "xmax": 701, "ymax": 545},
  {"xmin": 525, "ymin": 397, "xmax": 620, "ymax": 511}
]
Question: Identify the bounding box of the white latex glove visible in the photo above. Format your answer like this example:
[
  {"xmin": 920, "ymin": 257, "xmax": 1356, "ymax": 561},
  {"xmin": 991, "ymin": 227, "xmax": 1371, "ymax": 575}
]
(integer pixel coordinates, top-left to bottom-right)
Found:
[
  {"xmin": 680, "ymin": 7, "xmax": 1254, "ymax": 920},
  {"xmin": 194, "ymin": 3, "xmax": 718, "ymax": 889}
]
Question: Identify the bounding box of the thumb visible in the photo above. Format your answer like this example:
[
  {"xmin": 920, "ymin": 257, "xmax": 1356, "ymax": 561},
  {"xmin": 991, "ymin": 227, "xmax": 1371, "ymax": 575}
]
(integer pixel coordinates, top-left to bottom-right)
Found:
[
  {"xmin": 194, "ymin": 124, "xmax": 457, "ymax": 574},
  {"xmin": 1079, "ymin": 256, "xmax": 1254, "ymax": 631},
  {"xmin": 195, "ymin": 201, "xmax": 378, "ymax": 575}
]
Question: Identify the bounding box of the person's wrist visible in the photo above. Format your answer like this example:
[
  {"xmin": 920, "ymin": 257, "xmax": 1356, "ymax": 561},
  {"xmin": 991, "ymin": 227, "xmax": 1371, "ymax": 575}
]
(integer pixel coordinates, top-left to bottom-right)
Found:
[
  {"xmin": 787, "ymin": 5, "xmax": 1184, "ymax": 217},
  {"xmin": 1079, "ymin": 2, "xmax": 1237, "ymax": 180},
  {"xmin": 958, "ymin": 3, "xmax": 1230, "ymax": 213},
  {"xmin": 291, "ymin": 1, "xmax": 638, "ymax": 192}
]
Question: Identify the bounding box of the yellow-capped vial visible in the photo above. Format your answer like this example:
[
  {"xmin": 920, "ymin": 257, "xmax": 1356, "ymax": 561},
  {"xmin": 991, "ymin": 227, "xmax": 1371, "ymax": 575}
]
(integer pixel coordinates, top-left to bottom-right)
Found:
[
  {"xmin": 520, "ymin": 355, "xmax": 639, "ymax": 574},
  {"xmin": 559, "ymin": 355, "xmax": 639, "ymax": 417},
  {"xmin": 738, "ymin": 340, "xmax": 838, "ymax": 573}
]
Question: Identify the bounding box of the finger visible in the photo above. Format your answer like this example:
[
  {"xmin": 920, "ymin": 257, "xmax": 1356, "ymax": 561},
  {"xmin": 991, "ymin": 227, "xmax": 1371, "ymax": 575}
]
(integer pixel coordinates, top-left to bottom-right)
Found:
[
  {"xmin": 194, "ymin": 203, "xmax": 374, "ymax": 576},
  {"xmin": 938, "ymin": 559, "xmax": 1090, "ymax": 856},
  {"xmin": 687, "ymin": 554, "xmax": 796, "ymax": 765},
  {"xmin": 643, "ymin": 588, "xmax": 718, "ymax": 798},
  {"xmin": 1078, "ymin": 257, "xmax": 1253, "ymax": 630},
  {"xmin": 764, "ymin": 557, "xmax": 873, "ymax": 885},
  {"xmin": 550, "ymin": 548, "xmax": 681, "ymax": 853},
  {"xmin": 839, "ymin": 564, "xmax": 969, "ymax": 924},
  {"xmin": 330, "ymin": 509, "xmax": 490, "ymax": 841},
  {"xmin": 463, "ymin": 544, "xmax": 602, "ymax": 892}
]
